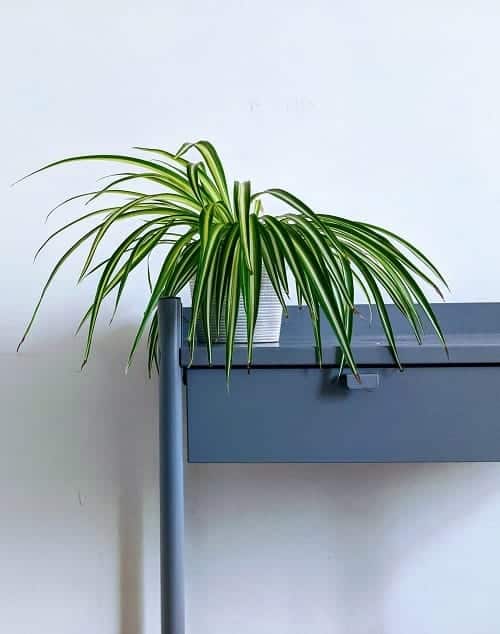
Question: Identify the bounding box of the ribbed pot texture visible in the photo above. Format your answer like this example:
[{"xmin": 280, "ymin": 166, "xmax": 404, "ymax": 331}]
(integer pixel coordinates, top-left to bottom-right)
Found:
[{"xmin": 189, "ymin": 271, "xmax": 283, "ymax": 344}]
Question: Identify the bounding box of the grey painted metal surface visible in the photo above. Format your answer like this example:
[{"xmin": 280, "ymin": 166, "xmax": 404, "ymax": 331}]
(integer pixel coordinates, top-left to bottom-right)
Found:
[
  {"xmin": 159, "ymin": 299, "xmax": 500, "ymax": 631},
  {"xmin": 181, "ymin": 303, "xmax": 500, "ymax": 367},
  {"xmin": 346, "ymin": 372, "xmax": 379, "ymax": 390},
  {"xmin": 158, "ymin": 298, "xmax": 185, "ymax": 634},
  {"xmin": 173, "ymin": 301, "xmax": 500, "ymax": 462},
  {"xmin": 186, "ymin": 366, "xmax": 500, "ymax": 463}
]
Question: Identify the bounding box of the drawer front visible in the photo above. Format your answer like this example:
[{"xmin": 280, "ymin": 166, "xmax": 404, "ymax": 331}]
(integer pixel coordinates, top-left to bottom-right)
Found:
[{"xmin": 186, "ymin": 366, "xmax": 500, "ymax": 463}]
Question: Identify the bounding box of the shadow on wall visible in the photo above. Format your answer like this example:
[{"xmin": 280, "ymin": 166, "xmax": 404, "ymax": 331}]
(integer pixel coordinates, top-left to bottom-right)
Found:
[
  {"xmin": 0, "ymin": 326, "xmax": 159, "ymax": 634},
  {"xmin": 186, "ymin": 458, "xmax": 500, "ymax": 632},
  {"xmin": 4, "ymin": 327, "xmax": 500, "ymax": 634}
]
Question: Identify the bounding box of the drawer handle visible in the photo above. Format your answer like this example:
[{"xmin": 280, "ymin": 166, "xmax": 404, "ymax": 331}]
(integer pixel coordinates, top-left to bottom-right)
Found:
[{"xmin": 346, "ymin": 373, "xmax": 380, "ymax": 390}]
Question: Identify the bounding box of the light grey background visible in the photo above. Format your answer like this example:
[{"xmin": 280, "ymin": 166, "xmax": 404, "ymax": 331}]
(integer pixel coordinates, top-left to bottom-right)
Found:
[{"xmin": 2, "ymin": 1, "xmax": 500, "ymax": 632}]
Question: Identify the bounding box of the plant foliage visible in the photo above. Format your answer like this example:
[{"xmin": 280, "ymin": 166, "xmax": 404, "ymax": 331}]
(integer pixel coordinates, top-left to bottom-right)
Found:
[{"xmin": 16, "ymin": 141, "xmax": 448, "ymax": 380}]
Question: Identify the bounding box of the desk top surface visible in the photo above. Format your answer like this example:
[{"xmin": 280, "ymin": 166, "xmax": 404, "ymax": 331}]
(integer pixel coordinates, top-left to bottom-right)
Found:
[{"xmin": 176, "ymin": 302, "xmax": 500, "ymax": 368}]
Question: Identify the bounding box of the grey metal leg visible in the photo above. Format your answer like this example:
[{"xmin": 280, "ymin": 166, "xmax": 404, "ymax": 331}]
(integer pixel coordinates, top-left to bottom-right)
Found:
[{"xmin": 158, "ymin": 298, "xmax": 185, "ymax": 634}]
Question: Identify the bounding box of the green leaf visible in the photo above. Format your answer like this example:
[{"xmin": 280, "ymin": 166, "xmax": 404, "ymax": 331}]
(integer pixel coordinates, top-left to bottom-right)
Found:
[
  {"xmin": 320, "ymin": 215, "xmax": 445, "ymax": 298},
  {"xmin": 14, "ymin": 153, "xmax": 195, "ymax": 195},
  {"xmin": 82, "ymin": 218, "xmax": 170, "ymax": 366},
  {"xmin": 133, "ymin": 146, "xmax": 190, "ymax": 169},
  {"xmin": 176, "ymin": 140, "xmax": 232, "ymax": 213},
  {"xmin": 45, "ymin": 189, "xmax": 140, "ymax": 222},
  {"xmin": 285, "ymin": 226, "xmax": 358, "ymax": 376},
  {"xmin": 77, "ymin": 193, "xmax": 196, "ymax": 281},
  {"xmin": 348, "ymin": 254, "xmax": 402, "ymax": 368},
  {"xmin": 259, "ymin": 225, "xmax": 289, "ymax": 314},
  {"xmin": 337, "ymin": 259, "xmax": 355, "ymax": 376},
  {"xmin": 187, "ymin": 162, "xmax": 205, "ymax": 204},
  {"xmin": 200, "ymin": 240, "xmax": 222, "ymax": 366},
  {"xmin": 288, "ymin": 215, "xmax": 355, "ymax": 309},
  {"xmin": 353, "ymin": 244, "xmax": 425, "ymax": 341},
  {"xmin": 262, "ymin": 216, "xmax": 318, "ymax": 321},
  {"xmin": 91, "ymin": 172, "xmax": 203, "ymax": 212},
  {"xmin": 188, "ymin": 223, "xmax": 228, "ymax": 356},
  {"xmin": 256, "ymin": 188, "xmax": 347, "ymax": 258},
  {"xmin": 19, "ymin": 140, "xmax": 447, "ymax": 379},
  {"xmin": 166, "ymin": 241, "xmax": 200, "ymax": 297},
  {"xmin": 35, "ymin": 206, "xmax": 121, "ymax": 260},
  {"xmin": 259, "ymin": 221, "xmax": 289, "ymax": 294},
  {"xmin": 147, "ymin": 312, "xmax": 159, "ymax": 377},
  {"xmin": 75, "ymin": 227, "xmax": 177, "ymax": 336},
  {"xmin": 233, "ymin": 181, "xmax": 253, "ymax": 271},
  {"xmin": 127, "ymin": 229, "xmax": 198, "ymax": 369},
  {"xmin": 110, "ymin": 226, "xmax": 167, "ymax": 323},
  {"xmin": 361, "ymin": 221, "xmax": 449, "ymax": 291},
  {"xmin": 213, "ymin": 225, "xmax": 240, "ymax": 337},
  {"xmin": 224, "ymin": 242, "xmax": 241, "ymax": 383},
  {"xmin": 18, "ymin": 224, "xmax": 102, "ymax": 351},
  {"xmin": 241, "ymin": 215, "xmax": 262, "ymax": 365},
  {"xmin": 253, "ymin": 187, "xmax": 315, "ymax": 217}
]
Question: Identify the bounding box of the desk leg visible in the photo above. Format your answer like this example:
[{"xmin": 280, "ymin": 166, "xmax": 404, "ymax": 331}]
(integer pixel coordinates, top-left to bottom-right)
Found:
[{"xmin": 159, "ymin": 298, "xmax": 185, "ymax": 634}]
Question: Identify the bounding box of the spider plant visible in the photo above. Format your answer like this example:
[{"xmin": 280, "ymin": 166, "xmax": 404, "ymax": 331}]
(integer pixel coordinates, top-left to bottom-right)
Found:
[{"xmin": 16, "ymin": 140, "xmax": 448, "ymax": 381}]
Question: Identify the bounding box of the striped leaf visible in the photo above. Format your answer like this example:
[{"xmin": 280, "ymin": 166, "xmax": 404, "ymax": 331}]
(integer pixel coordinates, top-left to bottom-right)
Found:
[
  {"xmin": 127, "ymin": 229, "xmax": 198, "ymax": 369},
  {"xmin": 175, "ymin": 140, "xmax": 232, "ymax": 213},
  {"xmin": 241, "ymin": 215, "xmax": 262, "ymax": 365},
  {"xmin": 233, "ymin": 180, "xmax": 253, "ymax": 271},
  {"xmin": 224, "ymin": 243, "xmax": 241, "ymax": 383},
  {"xmin": 18, "ymin": 140, "xmax": 447, "ymax": 378}
]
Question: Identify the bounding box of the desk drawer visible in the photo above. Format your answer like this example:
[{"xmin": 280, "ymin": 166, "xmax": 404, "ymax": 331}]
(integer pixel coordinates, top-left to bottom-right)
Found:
[{"xmin": 186, "ymin": 366, "xmax": 500, "ymax": 463}]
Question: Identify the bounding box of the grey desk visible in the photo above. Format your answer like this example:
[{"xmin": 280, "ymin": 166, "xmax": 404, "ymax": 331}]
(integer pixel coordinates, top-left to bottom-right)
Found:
[{"xmin": 158, "ymin": 299, "xmax": 500, "ymax": 634}]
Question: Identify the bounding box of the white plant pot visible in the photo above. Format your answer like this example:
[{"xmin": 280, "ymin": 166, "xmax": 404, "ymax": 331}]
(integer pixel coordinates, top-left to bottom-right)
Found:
[{"xmin": 189, "ymin": 271, "xmax": 283, "ymax": 344}]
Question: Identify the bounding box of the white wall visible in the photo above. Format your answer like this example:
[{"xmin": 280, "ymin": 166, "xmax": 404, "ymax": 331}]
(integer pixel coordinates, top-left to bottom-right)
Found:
[{"xmin": 2, "ymin": 1, "xmax": 500, "ymax": 632}]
